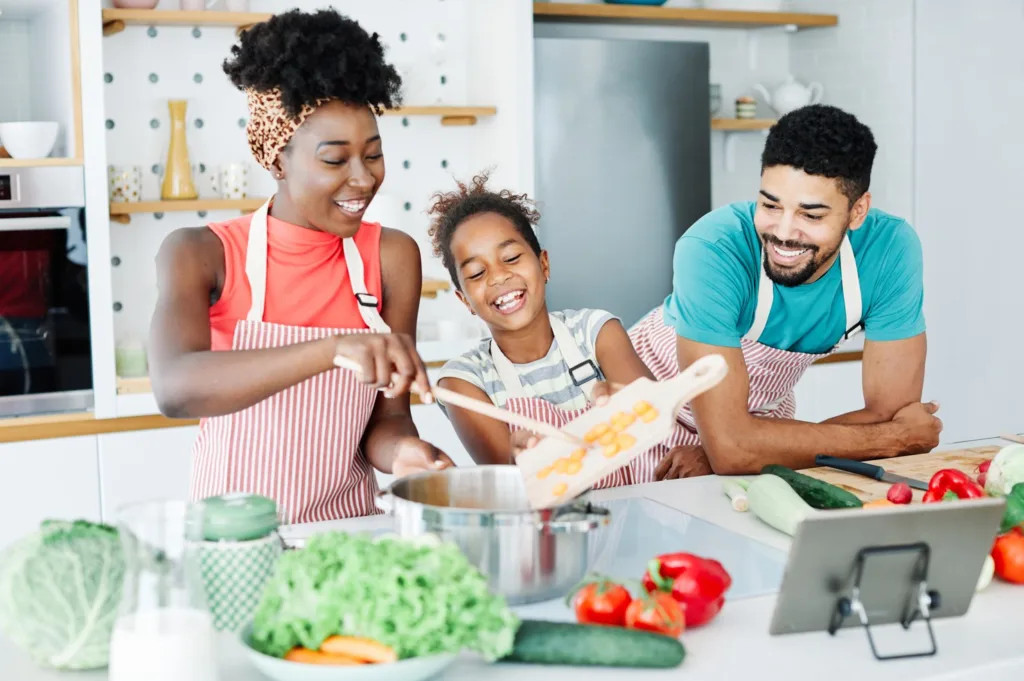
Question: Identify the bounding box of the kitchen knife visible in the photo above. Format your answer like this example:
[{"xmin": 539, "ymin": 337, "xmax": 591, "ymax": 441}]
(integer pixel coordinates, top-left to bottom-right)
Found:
[{"xmin": 813, "ymin": 455, "xmax": 929, "ymax": 491}]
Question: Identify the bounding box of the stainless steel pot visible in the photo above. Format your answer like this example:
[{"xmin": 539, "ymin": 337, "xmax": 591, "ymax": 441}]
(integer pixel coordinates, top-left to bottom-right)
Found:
[{"xmin": 377, "ymin": 465, "xmax": 611, "ymax": 605}]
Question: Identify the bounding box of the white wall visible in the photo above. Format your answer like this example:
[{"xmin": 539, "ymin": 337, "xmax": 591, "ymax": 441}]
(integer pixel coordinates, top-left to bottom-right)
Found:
[
  {"xmin": 785, "ymin": 0, "xmax": 915, "ymax": 222},
  {"xmin": 913, "ymin": 0, "xmax": 1024, "ymax": 443}
]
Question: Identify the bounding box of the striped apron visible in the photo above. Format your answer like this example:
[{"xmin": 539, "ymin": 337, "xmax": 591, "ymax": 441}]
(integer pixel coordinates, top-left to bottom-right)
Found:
[
  {"xmin": 493, "ymin": 315, "xmax": 641, "ymax": 489},
  {"xmin": 626, "ymin": 234, "xmax": 865, "ymax": 482},
  {"xmin": 189, "ymin": 197, "xmax": 392, "ymax": 524}
]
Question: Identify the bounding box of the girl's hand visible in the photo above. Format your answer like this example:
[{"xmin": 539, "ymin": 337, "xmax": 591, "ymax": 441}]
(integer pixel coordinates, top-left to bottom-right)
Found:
[
  {"xmin": 333, "ymin": 333, "xmax": 430, "ymax": 398},
  {"xmin": 589, "ymin": 380, "xmax": 624, "ymax": 406},
  {"xmin": 510, "ymin": 430, "xmax": 543, "ymax": 460},
  {"xmin": 392, "ymin": 437, "xmax": 455, "ymax": 478}
]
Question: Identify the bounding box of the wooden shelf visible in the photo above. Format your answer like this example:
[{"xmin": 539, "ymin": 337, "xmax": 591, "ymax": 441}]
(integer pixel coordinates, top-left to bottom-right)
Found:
[
  {"xmin": 533, "ymin": 2, "xmax": 837, "ymax": 29},
  {"xmin": 421, "ymin": 279, "xmax": 452, "ymax": 299},
  {"xmin": 109, "ymin": 198, "xmax": 265, "ymax": 224},
  {"xmin": 0, "ymin": 157, "xmax": 83, "ymax": 168},
  {"xmin": 102, "ymin": 9, "xmax": 271, "ymax": 36},
  {"xmin": 712, "ymin": 118, "xmax": 776, "ymax": 131},
  {"xmin": 381, "ymin": 106, "xmax": 497, "ymax": 126}
]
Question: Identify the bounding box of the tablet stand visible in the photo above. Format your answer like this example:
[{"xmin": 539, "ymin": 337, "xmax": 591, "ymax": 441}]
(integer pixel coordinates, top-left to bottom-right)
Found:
[{"xmin": 827, "ymin": 542, "xmax": 940, "ymax": 661}]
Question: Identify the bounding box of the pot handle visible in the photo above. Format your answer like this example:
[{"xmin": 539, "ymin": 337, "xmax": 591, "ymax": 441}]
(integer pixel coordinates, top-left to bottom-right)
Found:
[
  {"xmin": 375, "ymin": 491, "xmax": 394, "ymax": 513},
  {"xmin": 542, "ymin": 503, "xmax": 611, "ymax": 534}
]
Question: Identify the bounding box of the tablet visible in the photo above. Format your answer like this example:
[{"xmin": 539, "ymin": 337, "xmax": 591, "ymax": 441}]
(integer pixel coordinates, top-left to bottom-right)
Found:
[{"xmin": 768, "ymin": 496, "xmax": 1006, "ymax": 638}]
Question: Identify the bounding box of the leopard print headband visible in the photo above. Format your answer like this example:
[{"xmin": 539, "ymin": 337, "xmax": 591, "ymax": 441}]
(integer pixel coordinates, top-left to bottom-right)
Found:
[{"xmin": 245, "ymin": 88, "xmax": 329, "ymax": 171}]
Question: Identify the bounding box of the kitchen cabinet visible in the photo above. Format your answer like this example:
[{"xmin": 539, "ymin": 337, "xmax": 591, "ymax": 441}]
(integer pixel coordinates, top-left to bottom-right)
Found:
[
  {"xmin": 96, "ymin": 427, "xmax": 198, "ymax": 522},
  {"xmin": 0, "ymin": 435, "xmax": 100, "ymax": 550}
]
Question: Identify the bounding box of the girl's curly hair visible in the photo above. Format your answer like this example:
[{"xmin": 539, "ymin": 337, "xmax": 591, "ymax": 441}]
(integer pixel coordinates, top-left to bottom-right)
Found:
[{"xmin": 427, "ymin": 171, "xmax": 542, "ymax": 288}]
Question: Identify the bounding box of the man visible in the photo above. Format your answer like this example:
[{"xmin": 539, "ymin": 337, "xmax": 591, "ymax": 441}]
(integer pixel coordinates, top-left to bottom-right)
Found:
[{"xmin": 626, "ymin": 104, "xmax": 942, "ymax": 478}]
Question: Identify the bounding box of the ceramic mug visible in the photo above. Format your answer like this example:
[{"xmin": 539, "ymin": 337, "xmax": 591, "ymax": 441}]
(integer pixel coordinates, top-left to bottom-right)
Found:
[
  {"xmin": 108, "ymin": 165, "xmax": 142, "ymax": 203},
  {"xmin": 219, "ymin": 163, "xmax": 249, "ymax": 200},
  {"xmin": 192, "ymin": 164, "xmax": 220, "ymax": 198}
]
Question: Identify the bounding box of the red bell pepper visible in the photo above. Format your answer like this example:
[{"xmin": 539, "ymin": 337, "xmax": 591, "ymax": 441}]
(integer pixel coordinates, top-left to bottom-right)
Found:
[
  {"xmin": 641, "ymin": 552, "xmax": 732, "ymax": 628},
  {"xmin": 921, "ymin": 469, "xmax": 985, "ymax": 503}
]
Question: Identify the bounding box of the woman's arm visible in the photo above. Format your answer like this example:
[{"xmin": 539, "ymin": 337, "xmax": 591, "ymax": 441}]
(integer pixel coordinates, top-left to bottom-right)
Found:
[
  {"xmin": 361, "ymin": 228, "xmax": 452, "ymax": 474},
  {"xmin": 593, "ymin": 318, "xmax": 656, "ymax": 385},
  {"xmin": 148, "ymin": 228, "xmax": 426, "ymax": 419},
  {"xmin": 436, "ymin": 376, "xmax": 514, "ymax": 465}
]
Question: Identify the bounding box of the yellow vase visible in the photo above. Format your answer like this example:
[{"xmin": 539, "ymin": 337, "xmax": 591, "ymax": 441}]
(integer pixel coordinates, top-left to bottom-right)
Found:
[{"xmin": 161, "ymin": 99, "xmax": 197, "ymax": 200}]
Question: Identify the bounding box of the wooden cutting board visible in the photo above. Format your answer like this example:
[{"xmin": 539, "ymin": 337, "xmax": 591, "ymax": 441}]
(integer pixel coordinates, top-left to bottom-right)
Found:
[{"xmin": 800, "ymin": 446, "xmax": 999, "ymax": 502}]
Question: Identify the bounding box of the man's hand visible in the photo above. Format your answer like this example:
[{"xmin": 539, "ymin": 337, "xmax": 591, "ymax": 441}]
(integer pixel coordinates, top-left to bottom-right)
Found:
[
  {"xmin": 888, "ymin": 401, "xmax": 942, "ymax": 456},
  {"xmin": 654, "ymin": 445, "xmax": 714, "ymax": 480},
  {"xmin": 391, "ymin": 436, "xmax": 456, "ymax": 478}
]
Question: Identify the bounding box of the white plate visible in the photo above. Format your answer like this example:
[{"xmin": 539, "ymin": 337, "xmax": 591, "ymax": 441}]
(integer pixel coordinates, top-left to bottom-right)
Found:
[{"xmin": 239, "ymin": 624, "xmax": 458, "ymax": 681}]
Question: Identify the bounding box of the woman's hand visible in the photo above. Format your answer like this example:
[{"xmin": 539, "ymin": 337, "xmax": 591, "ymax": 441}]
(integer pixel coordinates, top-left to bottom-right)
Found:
[
  {"xmin": 391, "ymin": 437, "xmax": 456, "ymax": 478},
  {"xmin": 655, "ymin": 445, "xmax": 714, "ymax": 480},
  {"xmin": 333, "ymin": 332, "xmax": 430, "ymax": 398}
]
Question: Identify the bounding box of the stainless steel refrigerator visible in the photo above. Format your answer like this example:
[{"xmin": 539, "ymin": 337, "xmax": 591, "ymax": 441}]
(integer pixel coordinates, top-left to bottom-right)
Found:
[{"xmin": 534, "ymin": 30, "xmax": 711, "ymax": 329}]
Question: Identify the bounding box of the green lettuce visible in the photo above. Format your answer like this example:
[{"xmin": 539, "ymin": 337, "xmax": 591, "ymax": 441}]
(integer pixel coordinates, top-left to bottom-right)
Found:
[
  {"xmin": 0, "ymin": 520, "xmax": 125, "ymax": 670},
  {"xmin": 250, "ymin": 532, "xmax": 519, "ymax": 661}
]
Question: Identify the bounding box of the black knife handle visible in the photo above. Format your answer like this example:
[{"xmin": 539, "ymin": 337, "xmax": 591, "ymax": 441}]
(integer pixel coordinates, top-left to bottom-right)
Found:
[{"xmin": 814, "ymin": 455, "xmax": 884, "ymax": 480}]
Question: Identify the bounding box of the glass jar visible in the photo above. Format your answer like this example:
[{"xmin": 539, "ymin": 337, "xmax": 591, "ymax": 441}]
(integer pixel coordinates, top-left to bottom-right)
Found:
[
  {"xmin": 195, "ymin": 493, "xmax": 283, "ymax": 633},
  {"xmin": 108, "ymin": 499, "xmax": 219, "ymax": 681}
]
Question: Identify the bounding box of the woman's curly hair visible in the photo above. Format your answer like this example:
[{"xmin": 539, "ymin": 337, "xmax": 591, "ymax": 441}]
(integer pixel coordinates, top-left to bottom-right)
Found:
[
  {"xmin": 427, "ymin": 171, "xmax": 543, "ymax": 288},
  {"xmin": 222, "ymin": 8, "xmax": 403, "ymax": 117}
]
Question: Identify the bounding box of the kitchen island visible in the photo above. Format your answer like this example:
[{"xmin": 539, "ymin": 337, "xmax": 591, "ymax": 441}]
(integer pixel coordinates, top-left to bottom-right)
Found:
[{"xmin": 3, "ymin": 436, "xmax": 1022, "ymax": 680}]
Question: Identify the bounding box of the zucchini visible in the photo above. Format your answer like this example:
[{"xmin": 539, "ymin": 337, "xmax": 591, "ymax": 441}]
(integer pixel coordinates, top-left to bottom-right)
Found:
[
  {"xmin": 500, "ymin": 619, "xmax": 685, "ymax": 669},
  {"xmin": 745, "ymin": 474, "xmax": 815, "ymax": 536},
  {"xmin": 761, "ymin": 464, "xmax": 863, "ymax": 509}
]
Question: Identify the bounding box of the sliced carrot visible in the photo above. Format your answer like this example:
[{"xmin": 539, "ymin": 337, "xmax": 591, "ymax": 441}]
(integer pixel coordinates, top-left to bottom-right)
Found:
[
  {"xmin": 863, "ymin": 498, "xmax": 894, "ymax": 508},
  {"xmin": 640, "ymin": 408, "xmax": 659, "ymax": 423},
  {"xmin": 553, "ymin": 458, "xmax": 570, "ymax": 474},
  {"xmin": 599, "ymin": 431, "xmax": 617, "ymax": 446},
  {"xmin": 284, "ymin": 647, "xmax": 363, "ymax": 665},
  {"xmin": 569, "ymin": 448, "xmax": 587, "ymax": 462},
  {"xmin": 552, "ymin": 482, "xmax": 569, "ymax": 496},
  {"xmin": 566, "ymin": 460, "xmax": 582, "ymax": 475},
  {"xmin": 320, "ymin": 636, "xmax": 398, "ymax": 664}
]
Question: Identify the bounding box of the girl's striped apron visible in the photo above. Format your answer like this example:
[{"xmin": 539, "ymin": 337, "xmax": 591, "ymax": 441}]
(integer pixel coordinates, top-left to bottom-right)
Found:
[
  {"xmin": 189, "ymin": 197, "xmax": 391, "ymax": 524},
  {"xmin": 502, "ymin": 235, "xmax": 864, "ymax": 488},
  {"xmin": 493, "ymin": 314, "xmax": 655, "ymax": 489}
]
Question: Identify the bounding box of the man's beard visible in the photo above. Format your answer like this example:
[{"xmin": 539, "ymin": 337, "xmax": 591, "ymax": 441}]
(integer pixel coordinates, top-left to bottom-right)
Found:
[{"xmin": 760, "ymin": 229, "xmax": 845, "ymax": 287}]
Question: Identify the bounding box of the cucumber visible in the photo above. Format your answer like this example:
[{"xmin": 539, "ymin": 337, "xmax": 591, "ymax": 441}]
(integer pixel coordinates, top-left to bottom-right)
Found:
[
  {"xmin": 761, "ymin": 464, "xmax": 863, "ymax": 509},
  {"xmin": 500, "ymin": 619, "xmax": 685, "ymax": 669},
  {"xmin": 745, "ymin": 474, "xmax": 815, "ymax": 536}
]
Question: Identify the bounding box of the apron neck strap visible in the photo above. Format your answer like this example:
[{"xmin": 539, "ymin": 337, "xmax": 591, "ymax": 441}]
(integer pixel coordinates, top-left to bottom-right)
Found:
[
  {"xmin": 743, "ymin": 233, "xmax": 862, "ymax": 345},
  {"xmin": 490, "ymin": 313, "xmax": 600, "ymax": 403},
  {"xmin": 243, "ymin": 196, "xmax": 391, "ymax": 333}
]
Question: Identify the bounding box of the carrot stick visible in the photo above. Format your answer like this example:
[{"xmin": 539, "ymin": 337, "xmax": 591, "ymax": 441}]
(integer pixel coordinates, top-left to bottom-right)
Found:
[
  {"xmin": 284, "ymin": 647, "xmax": 364, "ymax": 665},
  {"xmin": 319, "ymin": 636, "xmax": 398, "ymax": 664}
]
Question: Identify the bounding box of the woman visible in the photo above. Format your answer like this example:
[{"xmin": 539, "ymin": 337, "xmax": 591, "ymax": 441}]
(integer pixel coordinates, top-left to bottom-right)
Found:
[
  {"xmin": 148, "ymin": 9, "xmax": 452, "ymax": 524},
  {"xmin": 427, "ymin": 173, "xmax": 695, "ymax": 487}
]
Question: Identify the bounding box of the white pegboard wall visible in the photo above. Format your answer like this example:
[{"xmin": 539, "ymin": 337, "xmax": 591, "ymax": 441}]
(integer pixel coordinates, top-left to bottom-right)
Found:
[{"xmin": 102, "ymin": 0, "xmax": 520, "ymax": 353}]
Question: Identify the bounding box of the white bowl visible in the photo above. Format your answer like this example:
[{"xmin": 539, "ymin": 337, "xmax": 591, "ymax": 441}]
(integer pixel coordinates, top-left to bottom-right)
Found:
[
  {"xmin": 239, "ymin": 624, "xmax": 458, "ymax": 681},
  {"xmin": 0, "ymin": 122, "xmax": 60, "ymax": 160}
]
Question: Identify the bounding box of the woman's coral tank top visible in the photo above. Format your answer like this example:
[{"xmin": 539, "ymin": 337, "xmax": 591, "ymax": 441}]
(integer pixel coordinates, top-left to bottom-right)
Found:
[{"xmin": 206, "ymin": 213, "xmax": 383, "ymax": 351}]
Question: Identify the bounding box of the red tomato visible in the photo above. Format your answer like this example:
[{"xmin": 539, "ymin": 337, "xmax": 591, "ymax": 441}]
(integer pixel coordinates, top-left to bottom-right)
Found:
[
  {"xmin": 992, "ymin": 528, "xmax": 1024, "ymax": 584},
  {"xmin": 625, "ymin": 592, "xmax": 685, "ymax": 638},
  {"xmin": 571, "ymin": 581, "xmax": 633, "ymax": 627}
]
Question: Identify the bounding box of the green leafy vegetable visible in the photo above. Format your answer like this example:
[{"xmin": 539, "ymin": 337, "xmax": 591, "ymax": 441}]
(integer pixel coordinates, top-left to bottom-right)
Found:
[
  {"xmin": 0, "ymin": 519, "xmax": 125, "ymax": 671},
  {"xmin": 251, "ymin": 532, "xmax": 519, "ymax": 661}
]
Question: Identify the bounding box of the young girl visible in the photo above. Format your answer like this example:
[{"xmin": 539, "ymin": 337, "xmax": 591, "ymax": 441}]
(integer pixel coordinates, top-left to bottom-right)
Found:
[{"xmin": 427, "ymin": 173, "xmax": 694, "ymax": 487}]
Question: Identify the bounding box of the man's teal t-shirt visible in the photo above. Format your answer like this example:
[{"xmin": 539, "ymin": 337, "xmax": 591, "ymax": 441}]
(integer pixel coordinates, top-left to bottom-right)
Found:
[{"xmin": 662, "ymin": 201, "xmax": 926, "ymax": 354}]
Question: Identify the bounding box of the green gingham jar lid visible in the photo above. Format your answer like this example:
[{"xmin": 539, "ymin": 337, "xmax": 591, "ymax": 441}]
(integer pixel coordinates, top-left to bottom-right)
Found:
[{"xmin": 200, "ymin": 493, "xmax": 280, "ymax": 542}]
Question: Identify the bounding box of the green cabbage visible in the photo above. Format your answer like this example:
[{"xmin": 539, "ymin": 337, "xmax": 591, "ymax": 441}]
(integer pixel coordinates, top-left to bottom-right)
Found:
[
  {"xmin": 985, "ymin": 444, "xmax": 1024, "ymax": 496},
  {"xmin": 250, "ymin": 532, "xmax": 519, "ymax": 661},
  {"xmin": 0, "ymin": 520, "xmax": 125, "ymax": 670}
]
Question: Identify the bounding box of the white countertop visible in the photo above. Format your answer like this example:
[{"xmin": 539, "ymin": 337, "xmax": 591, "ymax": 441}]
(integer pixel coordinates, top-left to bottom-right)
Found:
[{"xmin": 3, "ymin": 436, "xmax": 1021, "ymax": 681}]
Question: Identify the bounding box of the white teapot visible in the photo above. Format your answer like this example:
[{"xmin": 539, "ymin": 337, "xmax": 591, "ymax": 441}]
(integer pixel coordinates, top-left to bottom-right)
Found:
[{"xmin": 752, "ymin": 75, "xmax": 824, "ymax": 117}]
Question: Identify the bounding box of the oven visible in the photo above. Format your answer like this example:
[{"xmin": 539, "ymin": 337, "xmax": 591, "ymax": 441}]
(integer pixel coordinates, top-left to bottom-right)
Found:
[{"xmin": 0, "ymin": 165, "xmax": 91, "ymax": 417}]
